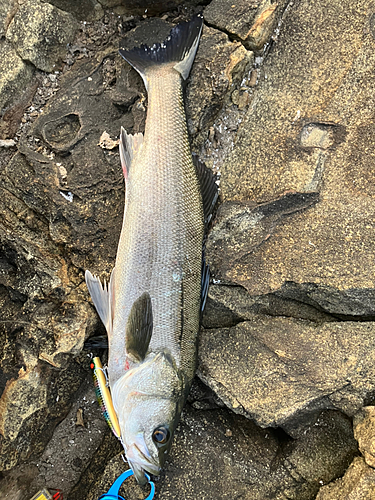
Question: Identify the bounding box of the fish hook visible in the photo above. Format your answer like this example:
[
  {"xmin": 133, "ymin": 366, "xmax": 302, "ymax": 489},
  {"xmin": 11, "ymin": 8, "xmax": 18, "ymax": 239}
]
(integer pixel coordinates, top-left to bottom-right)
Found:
[{"xmin": 98, "ymin": 469, "xmax": 155, "ymax": 500}]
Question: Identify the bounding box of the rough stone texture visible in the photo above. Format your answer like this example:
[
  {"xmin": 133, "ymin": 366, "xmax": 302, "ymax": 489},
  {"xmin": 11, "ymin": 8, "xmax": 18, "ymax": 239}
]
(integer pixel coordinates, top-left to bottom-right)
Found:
[
  {"xmin": 206, "ymin": 0, "xmax": 375, "ymax": 320},
  {"xmin": 316, "ymin": 457, "xmax": 375, "ymax": 500},
  {"xmin": 0, "ymin": 0, "xmax": 16, "ymax": 38},
  {"xmin": 71, "ymin": 405, "xmax": 356, "ymax": 500},
  {"xmin": 6, "ymin": 0, "xmax": 78, "ymax": 72},
  {"xmin": 97, "ymin": 0, "xmax": 204, "ymax": 16},
  {"xmin": 0, "ymin": 376, "xmax": 112, "ymax": 498},
  {"xmin": 0, "ymin": 41, "xmax": 35, "ymax": 113},
  {"xmin": 42, "ymin": 0, "xmax": 104, "ymax": 21},
  {"xmin": 205, "ymin": 0, "xmax": 286, "ymax": 51},
  {"xmin": 187, "ymin": 25, "xmax": 253, "ymax": 144},
  {"xmin": 354, "ymin": 406, "xmax": 375, "ymax": 468},
  {"xmin": 198, "ymin": 317, "xmax": 375, "ymax": 430},
  {"xmin": 203, "ymin": 283, "xmax": 335, "ymax": 329}
]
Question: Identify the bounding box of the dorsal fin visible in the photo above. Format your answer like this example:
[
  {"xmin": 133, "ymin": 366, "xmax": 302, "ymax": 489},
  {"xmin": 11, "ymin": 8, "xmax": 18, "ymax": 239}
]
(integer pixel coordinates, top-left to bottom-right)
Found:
[
  {"xmin": 126, "ymin": 292, "xmax": 153, "ymax": 362},
  {"xmin": 119, "ymin": 126, "xmax": 144, "ymax": 180},
  {"xmin": 192, "ymin": 154, "xmax": 219, "ymax": 227}
]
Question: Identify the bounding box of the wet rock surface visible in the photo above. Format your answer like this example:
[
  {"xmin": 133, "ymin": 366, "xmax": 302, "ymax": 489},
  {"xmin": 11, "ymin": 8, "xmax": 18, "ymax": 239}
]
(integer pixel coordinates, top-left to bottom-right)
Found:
[{"xmin": 0, "ymin": 0, "xmax": 374, "ymax": 499}]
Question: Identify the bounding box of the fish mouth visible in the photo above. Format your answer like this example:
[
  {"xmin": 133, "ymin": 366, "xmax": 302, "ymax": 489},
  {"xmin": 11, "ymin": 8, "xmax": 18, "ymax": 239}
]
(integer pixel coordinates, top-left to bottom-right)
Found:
[{"xmin": 126, "ymin": 441, "xmax": 160, "ymax": 485}]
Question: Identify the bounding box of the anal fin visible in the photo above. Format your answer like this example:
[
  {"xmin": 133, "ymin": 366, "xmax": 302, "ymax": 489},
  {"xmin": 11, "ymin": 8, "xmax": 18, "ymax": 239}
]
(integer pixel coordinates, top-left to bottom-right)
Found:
[
  {"xmin": 119, "ymin": 126, "xmax": 143, "ymax": 180},
  {"xmin": 85, "ymin": 269, "xmax": 115, "ymax": 335}
]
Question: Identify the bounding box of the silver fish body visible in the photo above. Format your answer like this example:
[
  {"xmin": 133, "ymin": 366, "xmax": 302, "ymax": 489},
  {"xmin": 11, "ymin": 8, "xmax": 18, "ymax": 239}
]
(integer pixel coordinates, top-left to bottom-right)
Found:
[{"xmin": 85, "ymin": 14, "xmax": 217, "ymax": 484}]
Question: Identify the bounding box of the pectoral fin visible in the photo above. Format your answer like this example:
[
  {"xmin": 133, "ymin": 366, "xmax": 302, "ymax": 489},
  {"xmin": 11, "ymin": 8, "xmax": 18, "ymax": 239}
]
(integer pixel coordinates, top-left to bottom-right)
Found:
[
  {"xmin": 126, "ymin": 292, "xmax": 153, "ymax": 362},
  {"xmin": 85, "ymin": 269, "xmax": 115, "ymax": 335}
]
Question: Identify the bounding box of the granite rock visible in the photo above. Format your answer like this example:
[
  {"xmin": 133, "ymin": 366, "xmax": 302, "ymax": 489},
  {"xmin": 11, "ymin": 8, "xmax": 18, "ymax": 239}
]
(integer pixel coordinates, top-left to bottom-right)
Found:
[
  {"xmin": 206, "ymin": 0, "xmax": 375, "ymax": 319},
  {"xmin": 41, "ymin": 0, "xmax": 104, "ymax": 21},
  {"xmin": 6, "ymin": 0, "xmax": 78, "ymax": 72}
]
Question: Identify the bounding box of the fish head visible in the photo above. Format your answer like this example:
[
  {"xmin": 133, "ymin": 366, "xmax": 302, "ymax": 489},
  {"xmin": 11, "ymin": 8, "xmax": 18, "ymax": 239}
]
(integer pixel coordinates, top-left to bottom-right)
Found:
[{"xmin": 111, "ymin": 351, "xmax": 184, "ymax": 485}]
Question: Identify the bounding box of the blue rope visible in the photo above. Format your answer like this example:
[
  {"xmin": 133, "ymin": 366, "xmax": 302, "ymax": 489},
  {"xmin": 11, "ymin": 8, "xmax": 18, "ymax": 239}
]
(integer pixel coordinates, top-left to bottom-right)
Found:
[{"xmin": 99, "ymin": 469, "xmax": 155, "ymax": 500}]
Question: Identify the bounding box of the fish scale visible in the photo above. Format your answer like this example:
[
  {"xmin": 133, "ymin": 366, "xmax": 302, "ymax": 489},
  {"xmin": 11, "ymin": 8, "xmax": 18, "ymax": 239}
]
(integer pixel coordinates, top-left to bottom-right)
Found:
[{"xmin": 110, "ymin": 66, "xmax": 203, "ymax": 385}]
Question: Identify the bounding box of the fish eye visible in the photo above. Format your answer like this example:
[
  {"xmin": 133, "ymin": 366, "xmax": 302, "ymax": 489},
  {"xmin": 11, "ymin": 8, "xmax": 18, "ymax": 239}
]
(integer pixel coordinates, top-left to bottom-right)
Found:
[{"xmin": 152, "ymin": 426, "xmax": 170, "ymax": 445}]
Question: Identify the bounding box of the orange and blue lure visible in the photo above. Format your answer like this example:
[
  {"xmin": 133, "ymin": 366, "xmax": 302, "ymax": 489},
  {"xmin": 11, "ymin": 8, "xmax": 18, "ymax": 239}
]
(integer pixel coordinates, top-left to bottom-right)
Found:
[{"xmin": 91, "ymin": 357, "xmax": 121, "ymax": 439}]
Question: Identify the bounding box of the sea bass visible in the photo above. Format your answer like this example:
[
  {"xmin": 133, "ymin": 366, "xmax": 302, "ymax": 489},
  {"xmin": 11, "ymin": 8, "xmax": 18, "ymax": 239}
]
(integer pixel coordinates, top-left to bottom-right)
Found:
[{"xmin": 85, "ymin": 14, "xmax": 217, "ymax": 484}]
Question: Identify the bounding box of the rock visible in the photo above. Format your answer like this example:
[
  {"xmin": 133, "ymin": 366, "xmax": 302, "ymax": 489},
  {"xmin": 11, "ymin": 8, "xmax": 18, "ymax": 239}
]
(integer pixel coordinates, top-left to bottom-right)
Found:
[
  {"xmin": 203, "ymin": 283, "xmax": 335, "ymax": 329},
  {"xmin": 219, "ymin": 0, "xmax": 370, "ymax": 203},
  {"xmin": 0, "ymin": 139, "xmax": 16, "ymax": 147},
  {"xmin": 198, "ymin": 316, "xmax": 375, "ymax": 430},
  {"xmin": 0, "ymin": 49, "xmax": 130, "ymax": 467},
  {"xmin": 41, "ymin": 0, "xmax": 104, "ymax": 21},
  {"xmin": 0, "ymin": 0, "xmax": 16, "ymax": 38},
  {"xmin": 204, "ymin": 0, "xmax": 284, "ymax": 51},
  {"xmin": 187, "ymin": 25, "xmax": 253, "ymax": 144},
  {"xmin": 6, "ymin": 0, "xmax": 78, "ymax": 73},
  {"xmin": 207, "ymin": 195, "xmax": 375, "ymax": 317},
  {"xmin": 98, "ymin": 0, "xmax": 203, "ymax": 16},
  {"xmin": 204, "ymin": 0, "xmax": 375, "ymax": 319},
  {"xmin": 316, "ymin": 457, "xmax": 375, "ymax": 500},
  {"xmin": 354, "ymin": 406, "xmax": 375, "ymax": 468},
  {"xmin": 0, "ymin": 41, "xmax": 35, "ymax": 113},
  {"xmin": 72, "ymin": 404, "xmax": 356, "ymax": 500}
]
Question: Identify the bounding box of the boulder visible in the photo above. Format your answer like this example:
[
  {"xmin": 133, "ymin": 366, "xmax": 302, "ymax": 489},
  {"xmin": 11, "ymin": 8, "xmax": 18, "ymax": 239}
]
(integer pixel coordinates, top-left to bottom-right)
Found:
[
  {"xmin": 316, "ymin": 457, "xmax": 375, "ymax": 500},
  {"xmin": 198, "ymin": 317, "xmax": 375, "ymax": 430},
  {"xmin": 6, "ymin": 0, "xmax": 78, "ymax": 72},
  {"xmin": 0, "ymin": 41, "xmax": 35, "ymax": 113},
  {"xmin": 0, "ymin": 0, "xmax": 16, "ymax": 38},
  {"xmin": 354, "ymin": 406, "xmax": 375, "ymax": 468},
  {"xmin": 205, "ymin": 0, "xmax": 375, "ymax": 318}
]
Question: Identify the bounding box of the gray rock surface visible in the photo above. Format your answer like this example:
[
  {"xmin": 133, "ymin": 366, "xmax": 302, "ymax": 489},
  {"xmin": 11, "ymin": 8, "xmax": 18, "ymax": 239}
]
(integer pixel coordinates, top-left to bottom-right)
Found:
[
  {"xmin": 71, "ymin": 405, "xmax": 357, "ymax": 500},
  {"xmin": 198, "ymin": 317, "xmax": 375, "ymax": 430},
  {"xmin": 206, "ymin": 0, "xmax": 375, "ymax": 319},
  {"xmin": 0, "ymin": 41, "xmax": 35, "ymax": 113},
  {"xmin": 316, "ymin": 457, "xmax": 375, "ymax": 500},
  {"xmin": 204, "ymin": 0, "xmax": 285, "ymax": 51},
  {"xmin": 6, "ymin": 0, "xmax": 78, "ymax": 72},
  {"xmin": 0, "ymin": 0, "xmax": 16, "ymax": 38},
  {"xmin": 41, "ymin": 0, "xmax": 104, "ymax": 21}
]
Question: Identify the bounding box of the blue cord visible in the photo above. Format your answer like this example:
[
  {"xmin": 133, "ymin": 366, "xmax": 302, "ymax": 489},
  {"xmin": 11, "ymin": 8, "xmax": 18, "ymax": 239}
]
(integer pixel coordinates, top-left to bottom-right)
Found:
[{"xmin": 99, "ymin": 469, "xmax": 155, "ymax": 500}]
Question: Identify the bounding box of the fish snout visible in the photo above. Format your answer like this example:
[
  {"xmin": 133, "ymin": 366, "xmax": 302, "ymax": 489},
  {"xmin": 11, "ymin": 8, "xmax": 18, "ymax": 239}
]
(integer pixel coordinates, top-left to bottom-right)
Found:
[{"xmin": 126, "ymin": 441, "xmax": 160, "ymax": 485}]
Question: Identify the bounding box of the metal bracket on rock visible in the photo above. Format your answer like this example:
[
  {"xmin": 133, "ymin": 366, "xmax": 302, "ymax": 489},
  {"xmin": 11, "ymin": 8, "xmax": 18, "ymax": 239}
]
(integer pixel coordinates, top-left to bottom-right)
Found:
[{"xmin": 99, "ymin": 469, "xmax": 155, "ymax": 500}]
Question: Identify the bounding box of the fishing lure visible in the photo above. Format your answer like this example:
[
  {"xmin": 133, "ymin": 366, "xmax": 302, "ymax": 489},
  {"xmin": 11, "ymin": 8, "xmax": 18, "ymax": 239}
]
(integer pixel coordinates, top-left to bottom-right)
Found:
[
  {"xmin": 91, "ymin": 357, "xmax": 121, "ymax": 439},
  {"xmin": 99, "ymin": 469, "xmax": 155, "ymax": 500}
]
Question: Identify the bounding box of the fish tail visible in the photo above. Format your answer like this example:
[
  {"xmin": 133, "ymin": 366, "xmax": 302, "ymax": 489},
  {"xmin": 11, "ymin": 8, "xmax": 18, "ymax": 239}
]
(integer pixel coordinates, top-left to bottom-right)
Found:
[{"xmin": 119, "ymin": 14, "xmax": 204, "ymax": 86}]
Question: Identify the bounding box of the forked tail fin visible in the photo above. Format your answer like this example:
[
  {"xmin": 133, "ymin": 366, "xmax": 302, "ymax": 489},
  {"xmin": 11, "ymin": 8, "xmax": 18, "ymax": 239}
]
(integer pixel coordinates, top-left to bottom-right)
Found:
[{"xmin": 119, "ymin": 14, "xmax": 204, "ymax": 88}]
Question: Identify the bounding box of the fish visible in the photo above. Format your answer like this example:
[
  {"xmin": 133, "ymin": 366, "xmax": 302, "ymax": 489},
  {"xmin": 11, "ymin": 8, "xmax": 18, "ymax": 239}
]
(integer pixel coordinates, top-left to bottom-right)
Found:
[{"xmin": 85, "ymin": 14, "xmax": 218, "ymax": 485}]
